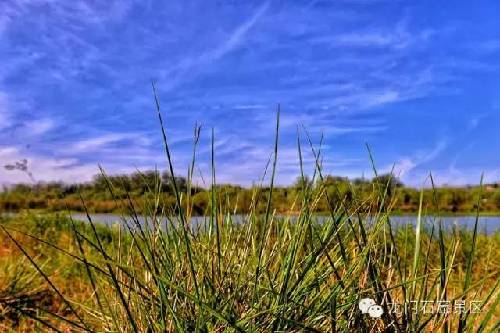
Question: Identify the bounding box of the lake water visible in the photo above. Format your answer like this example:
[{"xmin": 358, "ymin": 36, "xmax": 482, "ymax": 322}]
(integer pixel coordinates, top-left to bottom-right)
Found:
[{"xmin": 70, "ymin": 213, "xmax": 500, "ymax": 234}]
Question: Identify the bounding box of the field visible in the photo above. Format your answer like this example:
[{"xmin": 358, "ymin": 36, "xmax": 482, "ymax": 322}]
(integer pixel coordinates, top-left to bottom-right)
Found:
[{"xmin": 1, "ymin": 210, "xmax": 498, "ymax": 332}]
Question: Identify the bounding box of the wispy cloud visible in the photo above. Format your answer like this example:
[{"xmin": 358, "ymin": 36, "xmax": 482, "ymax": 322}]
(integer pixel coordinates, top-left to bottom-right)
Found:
[
  {"xmin": 412, "ymin": 167, "xmax": 500, "ymax": 187},
  {"xmin": 391, "ymin": 138, "xmax": 449, "ymax": 183},
  {"xmin": 1, "ymin": 1, "xmax": 499, "ymax": 185},
  {"xmin": 0, "ymin": 145, "xmax": 147, "ymax": 184},
  {"xmin": 208, "ymin": 1, "xmax": 270, "ymax": 61},
  {"xmin": 467, "ymin": 113, "xmax": 488, "ymax": 131},
  {"xmin": 347, "ymin": 90, "xmax": 402, "ymax": 110},
  {"xmin": 21, "ymin": 118, "xmax": 55, "ymax": 136},
  {"xmin": 159, "ymin": 1, "xmax": 270, "ymax": 90},
  {"xmin": 67, "ymin": 133, "xmax": 151, "ymax": 153}
]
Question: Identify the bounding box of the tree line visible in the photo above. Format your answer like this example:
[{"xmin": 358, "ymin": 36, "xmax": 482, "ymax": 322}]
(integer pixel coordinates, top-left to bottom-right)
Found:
[{"xmin": 1, "ymin": 170, "xmax": 498, "ymax": 215}]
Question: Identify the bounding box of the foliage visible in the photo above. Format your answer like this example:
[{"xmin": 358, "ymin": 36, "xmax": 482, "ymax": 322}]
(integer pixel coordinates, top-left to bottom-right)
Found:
[{"xmin": 1, "ymin": 173, "xmax": 498, "ymax": 215}]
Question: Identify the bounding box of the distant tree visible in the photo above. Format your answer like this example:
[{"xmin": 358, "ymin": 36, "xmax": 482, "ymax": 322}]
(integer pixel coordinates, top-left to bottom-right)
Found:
[
  {"xmin": 352, "ymin": 177, "xmax": 370, "ymax": 186},
  {"xmin": 129, "ymin": 170, "xmax": 160, "ymax": 194},
  {"xmin": 293, "ymin": 175, "xmax": 313, "ymax": 191},
  {"xmin": 373, "ymin": 174, "xmax": 403, "ymax": 188},
  {"xmin": 92, "ymin": 174, "xmax": 111, "ymax": 192},
  {"xmin": 161, "ymin": 171, "xmax": 187, "ymax": 193},
  {"xmin": 449, "ymin": 190, "xmax": 466, "ymax": 212},
  {"xmin": 321, "ymin": 175, "xmax": 349, "ymax": 186}
]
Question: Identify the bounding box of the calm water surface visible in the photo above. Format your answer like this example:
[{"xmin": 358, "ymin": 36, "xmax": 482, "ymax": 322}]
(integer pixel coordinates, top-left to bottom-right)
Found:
[{"xmin": 70, "ymin": 213, "xmax": 500, "ymax": 234}]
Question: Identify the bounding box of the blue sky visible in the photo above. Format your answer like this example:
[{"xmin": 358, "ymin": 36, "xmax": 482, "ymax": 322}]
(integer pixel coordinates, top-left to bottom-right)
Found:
[{"xmin": 0, "ymin": 0, "xmax": 499, "ymax": 186}]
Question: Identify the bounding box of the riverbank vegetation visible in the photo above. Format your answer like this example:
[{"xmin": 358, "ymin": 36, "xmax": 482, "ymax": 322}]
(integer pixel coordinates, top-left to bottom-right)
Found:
[
  {"xmin": 1, "ymin": 192, "xmax": 499, "ymax": 331},
  {"xmin": 1, "ymin": 171, "xmax": 499, "ymax": 215}
]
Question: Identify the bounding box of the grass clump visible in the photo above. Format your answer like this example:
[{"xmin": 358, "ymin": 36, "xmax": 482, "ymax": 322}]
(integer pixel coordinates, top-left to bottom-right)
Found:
[{"xmin": 0, "ymin": 96, "xmax": 498, "ymax": 332}]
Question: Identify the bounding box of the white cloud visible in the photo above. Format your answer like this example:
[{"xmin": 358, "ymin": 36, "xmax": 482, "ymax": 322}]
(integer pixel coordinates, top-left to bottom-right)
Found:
[
  {"xmin": 22, "ymin": 118, "xmax": 55, "ymax": 136},
  {"xmin": 314, "ymin": 17, "xmax": 433, "ymax": 50},
  {"xmin": 391, "ymin": 138, "xmax": 449, "ymax": 181},
  {"xmin": 0, "ymin": 146, "xmax": 93, "ymax": 183},
  {"xmin": 333, "ymin": 32, "xmax": 405, "ymax": 48},
  {"xmin": 315, "ymin": 89, "xmax": 402, "ymax": 111},
  {"xmin": 67, "ymin": 133, "xmax": 151, "ymax": 153},
  {"xmin": 0, "ymin": 145, "xmax": 151, "ymax": 184},
  {"xmin": 361, "ymin": 90, "xmax": 401, "ymax": 109},
  {"xmin": 0, "ymin": 1, "xmax": 133, "ymax": 30},
  {"xmin": 233, "ymin": 104, "xmax": 267, "ymax": 110},
  {"xmin": 392, "ymin": 158, "xmax": 416, "ymax": 178},
  {"xmin": 413, "ymin": 167, "xmax": 499, "ymax": 187}
]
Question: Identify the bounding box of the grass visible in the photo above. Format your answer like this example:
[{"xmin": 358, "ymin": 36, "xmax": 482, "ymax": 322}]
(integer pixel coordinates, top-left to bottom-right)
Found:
[{"xmin": 0, "ymin": 98, "xmax": 499, "ymax": 332}]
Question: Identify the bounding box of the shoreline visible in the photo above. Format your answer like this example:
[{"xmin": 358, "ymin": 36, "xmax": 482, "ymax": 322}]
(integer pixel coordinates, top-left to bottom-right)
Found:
[{"xmin": 2, "ymin": 209, "xmax": 500, "ymax": 218}]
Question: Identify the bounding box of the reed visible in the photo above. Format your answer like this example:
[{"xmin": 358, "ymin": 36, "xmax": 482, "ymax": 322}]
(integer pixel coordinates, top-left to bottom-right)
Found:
[{"xmin": 0, "ymin": 95, "xmax": 498, "ymax": 332}]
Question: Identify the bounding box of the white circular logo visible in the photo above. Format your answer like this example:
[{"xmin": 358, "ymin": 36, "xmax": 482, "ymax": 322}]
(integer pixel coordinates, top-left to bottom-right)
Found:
[
  {"xmin": 359, "ymin": 298, "xmax": 376, "ymax": 314},
  {"xmin": 359, "ymin": 298, "xmax": 384, "ymax": 318},
  {"xmin": 368, "ymin": 304, "xmax": 384, "ymax": 318}
]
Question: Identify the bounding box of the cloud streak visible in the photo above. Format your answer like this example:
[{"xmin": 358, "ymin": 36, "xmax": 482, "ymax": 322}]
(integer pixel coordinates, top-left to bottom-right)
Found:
[
  {"xmin": 391, "ymin": 138, "xmax": 449, "ymax": 183},
  {"xmin": 0, "ymin": 1, "xmax": 499, "ymax": 185}
]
